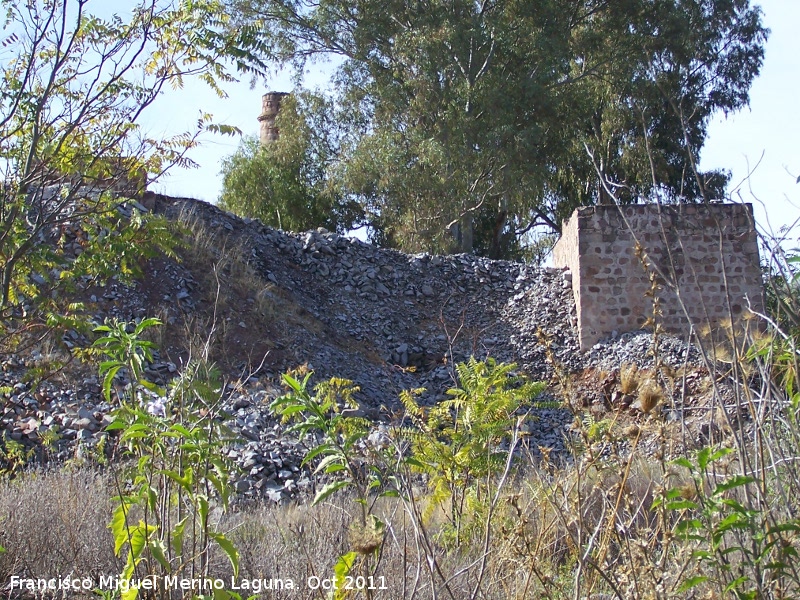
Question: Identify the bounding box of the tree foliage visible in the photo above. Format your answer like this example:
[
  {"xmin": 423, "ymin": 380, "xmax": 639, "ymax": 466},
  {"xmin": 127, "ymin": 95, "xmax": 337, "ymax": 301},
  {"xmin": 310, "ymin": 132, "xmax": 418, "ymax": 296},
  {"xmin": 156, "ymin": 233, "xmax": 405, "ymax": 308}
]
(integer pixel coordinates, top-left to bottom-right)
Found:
[
  {"xmin": 0, "ymin": 0, "xmax": 267, "ymax": 339},
  {"xmin": 219, "ymin": 92, "xmax": 362, "ymax": 232},
  {"xmin": 230, "ymin": 0, "xmax": 767, "ymax": 258}
]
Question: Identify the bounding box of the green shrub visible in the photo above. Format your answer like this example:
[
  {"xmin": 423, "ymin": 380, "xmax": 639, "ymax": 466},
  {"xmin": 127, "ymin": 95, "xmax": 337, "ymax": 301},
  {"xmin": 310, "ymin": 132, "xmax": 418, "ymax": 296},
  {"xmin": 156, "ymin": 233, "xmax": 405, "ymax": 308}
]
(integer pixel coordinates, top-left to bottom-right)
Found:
[
  {"xmin": 93, "ymin": 318, "xmax": 241, "ymax": 600},
  {"xmin": 400, "ymin": 357, "xmax": 545, "ymax": 545},
  {"xmin": 655, "ymin": 446, "xmax": 800, "ymax": 599},
  {"xmin": 270, "ymin": 370, "xmax": 392, "ymax": 600}
]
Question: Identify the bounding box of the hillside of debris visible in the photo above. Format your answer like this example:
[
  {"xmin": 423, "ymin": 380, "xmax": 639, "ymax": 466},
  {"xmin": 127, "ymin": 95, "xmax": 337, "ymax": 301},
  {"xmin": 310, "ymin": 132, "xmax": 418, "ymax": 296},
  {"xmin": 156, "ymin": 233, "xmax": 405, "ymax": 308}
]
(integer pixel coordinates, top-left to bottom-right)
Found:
[{"xmin": 2, "ymin": 194, "xmax": 724, "ymax": 498}]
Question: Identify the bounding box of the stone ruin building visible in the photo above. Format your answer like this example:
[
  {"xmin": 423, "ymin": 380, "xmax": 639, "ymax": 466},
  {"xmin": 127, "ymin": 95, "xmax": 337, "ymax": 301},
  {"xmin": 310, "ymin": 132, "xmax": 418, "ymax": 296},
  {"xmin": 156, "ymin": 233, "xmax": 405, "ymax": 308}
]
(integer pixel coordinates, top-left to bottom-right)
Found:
[
  {"xmin": 553, "ymin": 203, "xmax": 764, "ymax": 350},
  {"xmin": 253, "ymin": 95, "xmax": 765, "ymax": 352}
]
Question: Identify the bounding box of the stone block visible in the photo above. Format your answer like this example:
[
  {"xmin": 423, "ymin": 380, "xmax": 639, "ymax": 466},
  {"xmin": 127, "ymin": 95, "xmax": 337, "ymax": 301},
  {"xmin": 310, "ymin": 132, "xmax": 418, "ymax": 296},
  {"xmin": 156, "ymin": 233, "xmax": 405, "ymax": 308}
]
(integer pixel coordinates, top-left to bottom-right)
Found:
[{"xmin": 554, "ymin": 203, "xmax": 764, "ymax": 350}]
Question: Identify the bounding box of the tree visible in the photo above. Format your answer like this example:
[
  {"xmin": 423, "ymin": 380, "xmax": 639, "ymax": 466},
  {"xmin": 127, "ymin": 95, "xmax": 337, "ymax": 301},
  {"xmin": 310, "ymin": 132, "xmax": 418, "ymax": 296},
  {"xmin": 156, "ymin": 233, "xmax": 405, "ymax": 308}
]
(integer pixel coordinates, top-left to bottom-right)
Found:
[
  {"xmin": 219, "ymin": 92, "xmax": 362, "ymax": 232},
  {"xmin": 0, "ymin": 0, "xmax": 266, "ymax": 337},
  {"xmin": 229, "ymin": 0, "xmax": 767, "ymax": 258}
]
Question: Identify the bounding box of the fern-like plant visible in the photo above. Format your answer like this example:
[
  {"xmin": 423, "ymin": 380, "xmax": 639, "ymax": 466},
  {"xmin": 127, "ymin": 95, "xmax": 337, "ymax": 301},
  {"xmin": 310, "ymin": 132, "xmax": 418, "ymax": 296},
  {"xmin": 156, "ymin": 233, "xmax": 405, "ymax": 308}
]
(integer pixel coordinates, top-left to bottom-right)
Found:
[
  {"xmin": 270, "ymin": 371, "xmax": 393, "ymax": 600},
  {"xmin": 400, "ymin": 357, "xmax": 545, "ymax": 545},
  {"xmin": 270, "ymin": 371, "xmax": 392, "ymax": 523}
]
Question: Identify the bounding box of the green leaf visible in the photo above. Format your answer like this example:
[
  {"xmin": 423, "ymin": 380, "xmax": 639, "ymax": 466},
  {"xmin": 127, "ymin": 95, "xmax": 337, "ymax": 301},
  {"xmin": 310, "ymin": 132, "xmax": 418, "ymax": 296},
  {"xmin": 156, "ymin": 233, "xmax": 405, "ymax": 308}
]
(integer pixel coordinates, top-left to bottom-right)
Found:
[
  {"xmin": 313, "ymin": 453, "xmax": 344, "ymax": 474},
  {"xmin": 404, "ymin": 457, "xmax": 426, "ymax": 469},
  {"xmin": 767, "ymin": 522, "xmax": 800, "ymax": 535},
  {"xmin": 168, "ymin": 423, "xmax": 193, "ymax": 437},
  {"xmin": 210, "ymin": 532, "xmax": 239, "ymax": 579},
  {"xmin": 135, "ymin": 317, "xmax": 163, "ymax": 332},
  {"xmin": 148, "ymin": 539, "xmax": 170, "ymax": 570},
  {"xmin": 672, "ymin": 457, "xmax": 694, "ymax": 471},
  {"xmin": 109, "ymin": 504, "xmax": 129, "ymax": 556},
  {"xmin": 206, "ymin": 472, "xmax": 230, "ymax": 508},
  {"xmin": 714, "ymin": 475, "xmax": 756, "ymax": 494},
  {"xmin": 281, "ymin": 374, "xmax": 303, "ymax": 393},
  {"xmin": 716, "ymin": 513, "xmax": 750, "ymax": 534},
  {"xmin": 698, "ymin": 446, "xmax": 733, "ymax": 470},
  {"xmin": 213, "ymin": 589, "xmax": 236, "ymax": 600},
  {"xmin": 674, "ymin": 518, "xmax": 704, "ymax": 537},
  {"xmin": 101, "ymin": 364, "xmax": 123, "ymax": 402},
  {"xmin": 677, "ymin": 575, "xmax": 708, "ymax": 592},
  {"xmin": 171, "ymin": 516, "xmax": 188, "ymax": 556},
  {"xmin": 130, "ymin": 522, "xmax": 154, "ymax": 558},
  {"xmin": 313, "ymin": 480, "xmax": 350, "ymax": 505},
  {"xmin": 105, "ymin": 418, "xmax": 127, "ymax": 431},
  {"xmin": 323, "ymin": 462, "xmax": 347, "ymax": 474},
  {"xmin": 300, "ymin": 441, "xmax": 333, "ymax": 465},
  {"xmin": 146, "ymin": 486, "xmax": 158, "ymax": 512},
  {"xmin": 666, "ymin": 499, "xmax": 698, "ymax": 511},
  {"xmin": 333, "ymin": 551, "xmax": 358, "ymax": 600},
  {"xmin": 279, "ymin": 404, "xmax": 310, "ymax": 418},
  {"xmin": 158, "ymin": 469, "xmax": 194, "ymax": 492},
  {"xmin": 304, "ymin": 444, "xmax": 331, "ymax": 463},
  {"xmin": 121, "ymin": 586, "xmax": 139, "ymax": 600},
  {"xmin": 724, "ymin": 576, "xmax": 751, "ymax": 593},
  {"xmin": 197, "ymin": 495, "xmax": 210, "ymax": 524}
]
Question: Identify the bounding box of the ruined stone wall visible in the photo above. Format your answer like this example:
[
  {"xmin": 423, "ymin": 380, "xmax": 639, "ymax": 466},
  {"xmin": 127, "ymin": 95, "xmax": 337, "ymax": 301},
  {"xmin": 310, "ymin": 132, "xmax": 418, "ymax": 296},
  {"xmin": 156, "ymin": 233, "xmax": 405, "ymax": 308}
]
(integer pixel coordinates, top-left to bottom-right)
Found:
[
  {"xmin": 553, "ymin": 203, "xmax": 764, "ymax": 350},
  {"xmin": 552, "ymin": 208, "xmax": 582, "ymax": 320}
]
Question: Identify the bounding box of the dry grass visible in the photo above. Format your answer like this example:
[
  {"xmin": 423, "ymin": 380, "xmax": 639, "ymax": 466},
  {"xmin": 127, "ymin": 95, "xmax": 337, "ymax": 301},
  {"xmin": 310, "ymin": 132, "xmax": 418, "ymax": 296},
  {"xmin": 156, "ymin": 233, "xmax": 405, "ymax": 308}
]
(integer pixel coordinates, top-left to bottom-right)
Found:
[
  {"xmin": 637, "ymin": 379, "xmax": 664, "ymax": 414},
  {"xmin": 175, "ymin": 205, "xmax": 275, "ymax": 316},
  {"xmin": 137, "ymin": 205, "xmax": 282, "ymax": 370},
  {"xmin": 0, "ymin": 458, "xmax": 673, "ymax": 600},
  {"xmin": 619, "ymin": 363, "xmax": 640, "ymax": 395},
  {"xmin": 2, "ymin": 410, "xmax": 799, "ymax": 600},
  {"xmin": 0, "ymin": 469, "xmax": 118, "ymax": 582}
]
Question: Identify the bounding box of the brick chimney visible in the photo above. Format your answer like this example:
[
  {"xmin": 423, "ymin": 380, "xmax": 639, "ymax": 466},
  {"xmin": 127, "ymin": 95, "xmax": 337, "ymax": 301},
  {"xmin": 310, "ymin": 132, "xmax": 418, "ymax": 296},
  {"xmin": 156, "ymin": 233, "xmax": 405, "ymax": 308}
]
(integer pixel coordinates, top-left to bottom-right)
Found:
[{"xmin": 258, "ymin": 92, "xmax": 288, "ymax": 145}]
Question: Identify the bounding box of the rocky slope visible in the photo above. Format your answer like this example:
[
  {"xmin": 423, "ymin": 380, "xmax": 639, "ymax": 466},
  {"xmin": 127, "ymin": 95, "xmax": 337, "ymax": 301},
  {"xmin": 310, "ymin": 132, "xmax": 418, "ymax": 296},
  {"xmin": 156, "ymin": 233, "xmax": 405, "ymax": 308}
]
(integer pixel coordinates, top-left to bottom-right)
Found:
[{"xmin": 0, "ymin": 194, "xmax": 717, "ymax": 499}]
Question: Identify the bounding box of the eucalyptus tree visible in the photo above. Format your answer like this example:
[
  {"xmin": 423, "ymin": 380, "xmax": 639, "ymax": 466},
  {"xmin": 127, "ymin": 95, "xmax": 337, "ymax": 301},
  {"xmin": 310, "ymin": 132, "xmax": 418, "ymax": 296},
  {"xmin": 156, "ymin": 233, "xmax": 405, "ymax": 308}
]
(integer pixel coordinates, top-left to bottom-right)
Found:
[{"xmin": 230, "ymin": 0, "xmax": 767, "ymax": 258}]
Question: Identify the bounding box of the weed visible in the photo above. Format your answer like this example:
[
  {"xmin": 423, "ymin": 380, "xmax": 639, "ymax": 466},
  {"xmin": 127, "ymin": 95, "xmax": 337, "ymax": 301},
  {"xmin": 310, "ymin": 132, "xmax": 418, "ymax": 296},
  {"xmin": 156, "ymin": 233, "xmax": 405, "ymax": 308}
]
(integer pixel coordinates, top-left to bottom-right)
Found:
[
  {"xmin": 399, "ymin": 357, "xmax": 545, "ymax": 545},
  {"xmin": 637, "ymin": 379, "xmax": 664, "ymax": 414},
  {"xmin": 619, "ymin": 363, "xmax": 640, "ymax": 395},
  {"xmin": 269, "ymin": 370, "xmax": 395, "ymax": 599},
  {"xmin": 93, "ymin": 318, "xmax": 242, "ymax": 600},
  {"xmin": 0, "ymin": 437, "xmax": 33, "ymax": 476}
]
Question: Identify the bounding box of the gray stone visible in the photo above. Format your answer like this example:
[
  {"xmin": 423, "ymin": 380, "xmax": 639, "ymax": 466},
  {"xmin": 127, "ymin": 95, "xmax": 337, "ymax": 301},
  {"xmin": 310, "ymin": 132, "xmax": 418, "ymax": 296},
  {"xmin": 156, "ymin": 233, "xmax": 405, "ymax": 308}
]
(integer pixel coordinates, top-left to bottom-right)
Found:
[{"xmin": 74, "ymin": 418, "xmax": 94, "ymax": 430}]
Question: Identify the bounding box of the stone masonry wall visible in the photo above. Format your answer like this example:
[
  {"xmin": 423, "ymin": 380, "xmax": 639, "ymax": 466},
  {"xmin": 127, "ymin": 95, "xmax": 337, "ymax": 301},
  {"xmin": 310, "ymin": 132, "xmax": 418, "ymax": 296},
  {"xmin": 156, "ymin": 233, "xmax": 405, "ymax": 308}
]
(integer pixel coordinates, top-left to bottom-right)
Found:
[
  {"xmin": 552, "ymin": 207, "xmax": 582, "ymax": 318},
  {"xmin": 553, "ymin": 203, "xmax": 764, "ymax": 350}
]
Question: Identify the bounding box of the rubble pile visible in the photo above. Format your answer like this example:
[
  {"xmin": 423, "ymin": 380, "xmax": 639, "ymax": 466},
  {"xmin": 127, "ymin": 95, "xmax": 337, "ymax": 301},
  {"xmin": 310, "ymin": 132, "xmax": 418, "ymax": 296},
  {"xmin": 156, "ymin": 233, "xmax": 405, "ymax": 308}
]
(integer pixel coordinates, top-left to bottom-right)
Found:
[{"xmin": 0, "ymin": 195, "xmax": 711, "ymax": 500}]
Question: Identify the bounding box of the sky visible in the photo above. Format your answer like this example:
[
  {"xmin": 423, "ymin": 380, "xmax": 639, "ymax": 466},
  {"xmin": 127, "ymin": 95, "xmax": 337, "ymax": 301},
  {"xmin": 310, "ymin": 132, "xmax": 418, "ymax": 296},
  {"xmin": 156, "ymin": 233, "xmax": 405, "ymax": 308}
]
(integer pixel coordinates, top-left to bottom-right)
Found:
[
  {"xmin": 698, "ymin": 0, "xmax": 800, "ymax": 245},
  {"xmin": 146, "ymin": 0, "xmax": 800, "ymax": 244}
]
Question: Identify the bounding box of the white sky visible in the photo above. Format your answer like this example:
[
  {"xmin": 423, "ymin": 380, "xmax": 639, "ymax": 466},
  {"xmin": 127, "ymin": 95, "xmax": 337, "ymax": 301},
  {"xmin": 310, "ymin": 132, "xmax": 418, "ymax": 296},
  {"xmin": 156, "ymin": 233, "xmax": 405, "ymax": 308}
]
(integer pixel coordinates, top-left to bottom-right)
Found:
[{"xmin": 144, "ymin": 0, "xmax": 799, "ymax": 243}]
